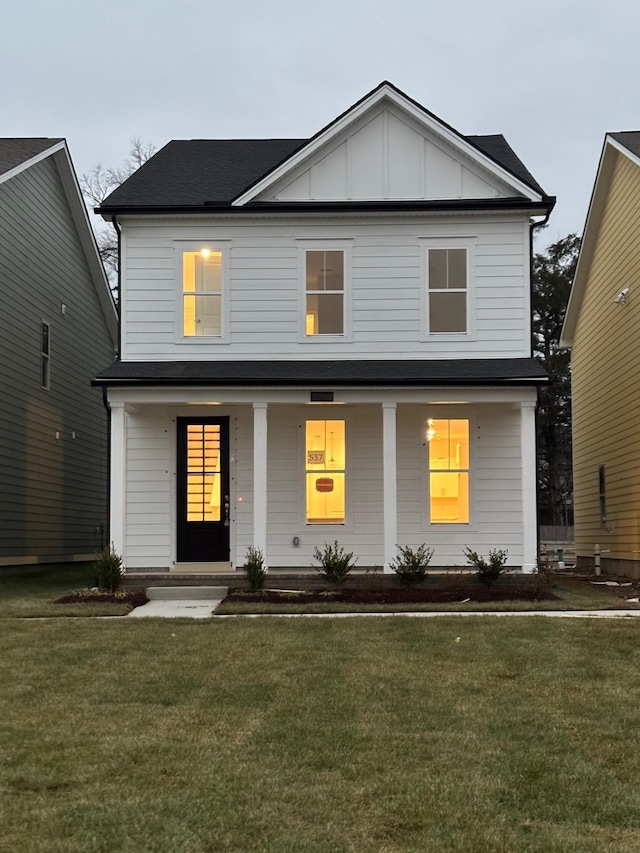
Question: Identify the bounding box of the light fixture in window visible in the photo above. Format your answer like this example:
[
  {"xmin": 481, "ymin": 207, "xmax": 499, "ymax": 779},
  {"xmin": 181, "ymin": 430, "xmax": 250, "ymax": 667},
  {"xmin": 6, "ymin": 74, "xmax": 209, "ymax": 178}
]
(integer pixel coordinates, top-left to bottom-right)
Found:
[
  {"xmin": 200, "ymin": 248, "xmax": 211, "ymax": 259},
  {"xmin": 426, "ymin": 419, "xmax": 436, "ymax": 442}
]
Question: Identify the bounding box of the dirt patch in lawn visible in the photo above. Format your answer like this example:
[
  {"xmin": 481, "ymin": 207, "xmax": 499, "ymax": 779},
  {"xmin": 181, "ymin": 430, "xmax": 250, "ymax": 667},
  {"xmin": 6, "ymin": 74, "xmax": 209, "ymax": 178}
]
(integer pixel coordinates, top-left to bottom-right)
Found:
[
  {"xmin": 226, "ymin": 585, "xmax": 555, "ymax": 605},
  {"xmin": 54, "ymin": 589, "xmax": 149, "ymax": 608}
]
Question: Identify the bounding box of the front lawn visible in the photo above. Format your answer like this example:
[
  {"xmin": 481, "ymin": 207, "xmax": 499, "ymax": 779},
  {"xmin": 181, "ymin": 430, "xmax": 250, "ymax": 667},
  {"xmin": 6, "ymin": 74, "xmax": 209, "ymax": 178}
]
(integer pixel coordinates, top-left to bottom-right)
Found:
[
  {"xmin": 2, "ymin": 617, "xmax": 640, "ymax": 852},
  {"xmin": 0, "ymin": 563, "xmax": 134, "ymax": 617}
]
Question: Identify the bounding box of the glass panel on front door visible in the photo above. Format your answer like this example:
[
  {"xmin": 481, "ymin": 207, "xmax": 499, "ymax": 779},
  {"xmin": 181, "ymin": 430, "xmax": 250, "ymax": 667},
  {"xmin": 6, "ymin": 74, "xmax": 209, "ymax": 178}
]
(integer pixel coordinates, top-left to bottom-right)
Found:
[{"xmin": 186, "ymin": 424, "xmax": 221, "ymax": 521}]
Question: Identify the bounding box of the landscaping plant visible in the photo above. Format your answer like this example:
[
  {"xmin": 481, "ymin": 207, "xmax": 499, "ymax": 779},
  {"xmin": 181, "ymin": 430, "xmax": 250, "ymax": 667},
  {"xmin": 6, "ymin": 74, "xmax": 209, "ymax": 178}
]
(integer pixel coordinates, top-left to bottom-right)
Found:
[
  {"xmin": 243, "ymin": 546, "xmax": 267, "ymax": 590},
  {"xmin": 390, "ymin": 544, "xmax": 434, "ymax": 585},
  {"xmin": 94, "ymin": 545, "xmax": 124, "ymax": 593},
  {"xmin": 463, "ymin": 546, "xmax": 508, "ymax": 587},
  {"xmin": 312, "ymin": 540, "xmax": 357, "ymax": 585}
]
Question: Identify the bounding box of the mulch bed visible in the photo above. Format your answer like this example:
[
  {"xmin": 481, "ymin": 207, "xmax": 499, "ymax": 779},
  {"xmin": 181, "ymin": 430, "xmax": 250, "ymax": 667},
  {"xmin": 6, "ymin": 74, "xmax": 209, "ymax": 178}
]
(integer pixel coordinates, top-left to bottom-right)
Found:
[
  {"xmin": 55, "ymin": 589, "xmax": 149, "ymax": 607},
  {"xmin": 227, "ymin": 586, "xmax": 555, "ymax": 604}
]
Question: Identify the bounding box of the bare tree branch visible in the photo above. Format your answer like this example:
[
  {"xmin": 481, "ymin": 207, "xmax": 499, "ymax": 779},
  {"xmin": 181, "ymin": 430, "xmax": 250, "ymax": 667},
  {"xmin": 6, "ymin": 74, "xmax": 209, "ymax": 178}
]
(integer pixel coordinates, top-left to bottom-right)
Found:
[{"xmin": 80, "ymin": 139, "xmax": 156, "ymax": 299}]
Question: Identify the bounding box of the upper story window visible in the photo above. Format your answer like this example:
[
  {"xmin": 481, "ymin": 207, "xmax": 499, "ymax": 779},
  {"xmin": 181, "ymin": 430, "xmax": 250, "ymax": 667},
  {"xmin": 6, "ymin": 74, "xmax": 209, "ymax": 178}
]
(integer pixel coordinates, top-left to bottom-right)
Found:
[
  {"xmin": 428, "ymin": 248, "xmax": 467, "ymax": 334},
  {"xmin": 182, "ymin": 249, "xmax": 223, "ymax": 336},
  {"xmin": 428, "ymin": 418, "xmax": 469, "ymax": 523},
  {"xmin": 305, "ymin": 250, "xmax": 344, "ymax": 335},
  {"xmin": 41, "ymin": 321, "xmax": 50, "ymax": 390}
]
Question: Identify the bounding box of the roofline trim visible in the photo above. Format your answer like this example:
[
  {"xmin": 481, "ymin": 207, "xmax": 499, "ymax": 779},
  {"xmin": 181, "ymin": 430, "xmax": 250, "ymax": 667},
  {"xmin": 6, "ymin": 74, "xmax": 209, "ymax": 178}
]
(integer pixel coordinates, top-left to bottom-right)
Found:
[
  {"xmin": 98, "ymin": 197, "xmax": 555, "ymax": 217},
  {"xmin": 92, "ymin": 376, "xmax": 547, "ymax": 389},
  {"xmin": 561, "ymin": 135, "xmax": 622, "ymax": 347},
  {"xmin": 231, "ymin": 82, "xmax": 546, "ymax": 207}
]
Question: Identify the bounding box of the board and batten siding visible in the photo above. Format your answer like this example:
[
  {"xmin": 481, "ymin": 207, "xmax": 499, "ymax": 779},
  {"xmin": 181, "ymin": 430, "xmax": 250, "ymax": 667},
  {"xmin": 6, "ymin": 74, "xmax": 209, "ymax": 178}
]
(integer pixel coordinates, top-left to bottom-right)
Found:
[
  {"xmin": 572, "ymin": 152, "xmax": 640, "ymax": 570},
  {"xmin": 119, "ymin": 215, "xmax": 530, "ymax": 361},
  {"xmin": 0, "ymin": 156, "xmax": 115, "ymax": 563},
  {"xmin": 122, "ymin": 402, "xmax": 524, "ymax": 570}
]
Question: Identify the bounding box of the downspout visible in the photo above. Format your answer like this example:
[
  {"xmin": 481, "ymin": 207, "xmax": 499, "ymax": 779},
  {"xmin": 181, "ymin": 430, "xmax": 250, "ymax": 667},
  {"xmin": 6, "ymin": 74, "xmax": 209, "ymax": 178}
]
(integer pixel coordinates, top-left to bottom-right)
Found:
[
  {"xmin": 530, "ymin": 210, "xmax": 552, "ymax": 567},
  {"xmin": 112, "ymin": 215, "xmax": 122, "ymax": 361}
]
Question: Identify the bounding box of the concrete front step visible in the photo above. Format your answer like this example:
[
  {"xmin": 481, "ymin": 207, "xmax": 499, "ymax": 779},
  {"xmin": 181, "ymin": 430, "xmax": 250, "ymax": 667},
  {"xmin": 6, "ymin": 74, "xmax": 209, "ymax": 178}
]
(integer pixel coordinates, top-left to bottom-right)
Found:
[{"xmin": 146, "ymin": 586, "xmax": 228, "ymax": 601}]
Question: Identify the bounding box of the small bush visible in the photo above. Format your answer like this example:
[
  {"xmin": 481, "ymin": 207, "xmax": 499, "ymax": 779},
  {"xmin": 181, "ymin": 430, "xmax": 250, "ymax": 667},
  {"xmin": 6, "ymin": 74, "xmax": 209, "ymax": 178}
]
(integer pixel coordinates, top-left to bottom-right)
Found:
[
  {"xmin": 312, "ymin": 541, "xmax": 357, "ymax": 586},
  {"xmin": 94, "ymin": 545, "xmax": 123, "ymax": 593},
  {"xmin": 463, "ymin": 547, "xmax": 508, "ymax": 588},
  {"xmin": 390, "ymin": 544, "xmax": 434, "ymax": 585},
  {"xmin": 243, "ymin": 546, "xmax": 267, "ymax": 590}
]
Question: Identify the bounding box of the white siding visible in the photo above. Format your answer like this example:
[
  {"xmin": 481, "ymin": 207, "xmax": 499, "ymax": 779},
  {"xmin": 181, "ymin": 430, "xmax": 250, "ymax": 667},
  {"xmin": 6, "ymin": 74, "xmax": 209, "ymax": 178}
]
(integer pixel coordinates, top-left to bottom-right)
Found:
[
  {"xmin": 397, "ymin": 404, "xmax": 524, "ymax": 566},
  {"xmin": 121, "ymin": 216, "xmax": 530, "ymax": 361},
  {"xmin": 125, "ymin": 410, "xmax": 172, "ymax": 568}
]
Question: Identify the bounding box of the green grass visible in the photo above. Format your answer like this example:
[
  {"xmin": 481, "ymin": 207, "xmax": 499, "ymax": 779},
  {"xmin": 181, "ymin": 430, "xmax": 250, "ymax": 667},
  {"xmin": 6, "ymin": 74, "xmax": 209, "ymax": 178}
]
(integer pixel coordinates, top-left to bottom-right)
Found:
[
  {"xmin": 0, "ymin": 563, "xmax": 132, "ymax": 617},
  {"xmin": 216, "ymin": 577, "xmax": 638, "ymax": 614},
  {"xmin": 2, "ymin": 617, "xmax": 640, "ymax": 851}
]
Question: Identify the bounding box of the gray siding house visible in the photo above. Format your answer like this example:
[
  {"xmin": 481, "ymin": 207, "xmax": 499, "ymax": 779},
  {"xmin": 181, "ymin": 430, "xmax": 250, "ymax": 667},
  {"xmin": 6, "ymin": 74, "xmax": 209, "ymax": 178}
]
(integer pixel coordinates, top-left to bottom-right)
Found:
[{"xmin": 0, "ymin": 139, "xmax": 117, "ymax": 565}]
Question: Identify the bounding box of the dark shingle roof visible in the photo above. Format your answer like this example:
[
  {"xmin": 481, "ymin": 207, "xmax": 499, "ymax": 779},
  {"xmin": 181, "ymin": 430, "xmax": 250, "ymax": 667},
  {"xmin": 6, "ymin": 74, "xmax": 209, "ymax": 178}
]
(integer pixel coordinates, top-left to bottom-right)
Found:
[
  {"xmin": 94, "ymin": 358, "xmax": 546, "ymax": 387},
  {"xmin": 467, "ymin": 135, "xmax": 545, "ymax": 196},
  {"xmin": 609, "ymin": 131, "xmax": 640, "ymax": 159},
  {"xmin": 100, "ymin": 136, "xmax": 547, "ymax": 211},
  {"xmin": 0, "ymin": 138, "xmax": 63, "ymax": 176},
  {"xmin": 102, "ymin": 139, "xmax": 307, "ymax": 208}
]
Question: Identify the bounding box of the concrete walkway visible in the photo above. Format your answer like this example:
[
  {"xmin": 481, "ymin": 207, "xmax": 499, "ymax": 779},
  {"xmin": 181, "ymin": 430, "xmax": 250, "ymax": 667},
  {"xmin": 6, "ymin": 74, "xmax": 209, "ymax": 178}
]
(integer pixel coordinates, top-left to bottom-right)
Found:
[{"xmin": 129, "ymin": 586, "xmax": 228, "ymax": 619}]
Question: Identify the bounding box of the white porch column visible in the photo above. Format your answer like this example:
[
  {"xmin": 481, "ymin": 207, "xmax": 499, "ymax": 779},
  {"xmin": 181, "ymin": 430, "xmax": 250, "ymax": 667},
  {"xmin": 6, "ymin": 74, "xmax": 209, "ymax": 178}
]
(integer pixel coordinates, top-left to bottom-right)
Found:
[
  {"xmin": 521, "ymin": 400, "xmax": 537, "ymax": 573},
  {"xmin": 253, "ymin": 402, "xmax": 268, "ymax": 569},
  {"xmin": 382, "ymin": 402, "xmax": 398, "ymax": 573},
  {"xmin": 109, "ymin": 402, "xmax": 126, "ymax": 565}
]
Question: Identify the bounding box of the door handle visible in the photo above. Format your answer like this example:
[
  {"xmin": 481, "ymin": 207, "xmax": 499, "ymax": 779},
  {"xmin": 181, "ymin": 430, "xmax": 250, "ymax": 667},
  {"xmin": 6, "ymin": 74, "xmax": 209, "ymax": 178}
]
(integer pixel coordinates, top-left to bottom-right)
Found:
[{"xmin": 224, "ymin": 495, "xmax": 230, "ymax": 526}]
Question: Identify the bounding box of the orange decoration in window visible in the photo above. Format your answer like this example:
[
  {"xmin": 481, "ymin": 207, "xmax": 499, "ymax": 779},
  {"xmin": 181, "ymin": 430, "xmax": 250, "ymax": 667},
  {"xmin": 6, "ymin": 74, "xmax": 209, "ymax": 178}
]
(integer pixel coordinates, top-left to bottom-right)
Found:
[{"xmin": 315, "ymin": 478, "xmax": 334, "ymax": 493}]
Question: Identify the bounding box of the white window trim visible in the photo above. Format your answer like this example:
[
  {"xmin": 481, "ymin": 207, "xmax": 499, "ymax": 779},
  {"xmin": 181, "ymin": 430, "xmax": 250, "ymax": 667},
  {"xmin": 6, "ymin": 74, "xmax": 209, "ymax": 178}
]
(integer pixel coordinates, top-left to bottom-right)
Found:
[
  {"xmin": 174, "ymin": 240, "xmax": 232, "ymax": 344},
  {"xmin": 299, "ymin": 409, "xmax": 354, "ymax": 531},
  {"xmin": 419, "ymin": 237, "xmax": 476, "ymax": 342},
  {"xmin": 296, "ymin": 240, "xmax": 353, "ymax": 343},
  {"xmin": 422, "ymin": 409, "xmax": 475, "ymax": 531}
]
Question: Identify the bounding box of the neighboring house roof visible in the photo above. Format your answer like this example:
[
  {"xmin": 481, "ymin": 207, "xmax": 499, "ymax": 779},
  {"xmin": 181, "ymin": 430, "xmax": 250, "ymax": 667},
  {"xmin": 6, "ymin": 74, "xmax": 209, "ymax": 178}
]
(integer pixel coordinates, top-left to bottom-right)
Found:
[
  {"xmin": 0, "ymin": 138, "xmax": 118, "ymax": 347},
  {"xmin": 93, "ymin": 358, "xmax": 547, "ymax": 387},
  {"xmin": 561, "ymin": 132, "xmax": 640, "ymax": 347},
  {"xmin": 99, "ymin": 82, "xmax": 552, "ymax": 214},
  {"xmin": 0, "ymin": 138, "xmax": 64, "ymax": 177}
]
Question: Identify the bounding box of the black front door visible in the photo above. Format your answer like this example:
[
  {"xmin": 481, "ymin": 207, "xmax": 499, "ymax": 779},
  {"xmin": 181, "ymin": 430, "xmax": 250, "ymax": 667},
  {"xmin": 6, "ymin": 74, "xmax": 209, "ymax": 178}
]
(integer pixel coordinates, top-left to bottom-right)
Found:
[{"xmin": 176, "ymin": 418, "xmax": 230, "ymax": 562}]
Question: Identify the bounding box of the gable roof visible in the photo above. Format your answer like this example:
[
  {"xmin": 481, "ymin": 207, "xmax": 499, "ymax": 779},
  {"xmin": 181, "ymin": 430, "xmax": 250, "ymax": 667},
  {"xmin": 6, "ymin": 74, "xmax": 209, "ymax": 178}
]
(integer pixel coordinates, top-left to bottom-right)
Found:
[
  {"xmin": 99, "ymin": 82, "xmax": 553, "ymax": 215},
  {"xmin": 0, "ymin": 138, "xmax": 117, "ymax": 346},
  {"xmin": 561, "ymin": 132, "xmax": 640, "ymax": 347}
]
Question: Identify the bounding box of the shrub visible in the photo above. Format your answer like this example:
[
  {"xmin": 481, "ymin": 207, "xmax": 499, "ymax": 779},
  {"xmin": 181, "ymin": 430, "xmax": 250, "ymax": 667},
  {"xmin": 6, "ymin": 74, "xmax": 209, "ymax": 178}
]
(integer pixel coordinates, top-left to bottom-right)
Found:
[
  {"xmin": 312, "ymin": 541, "xmax": 357, "ymax": 586},
  {"xmin": 243, "ymin": 546, "xmax": 267, "ymax": 590},
  {"xmin": 94, "ymin": 545, "xmax": 123, "ymax": 593},
  {"xmin": 390, "ymin": 544, "xmax": 434, "ymax": 585},
  {"xmin": 463, "ymin": 546, "xmax": 508, "ymax": 588}
]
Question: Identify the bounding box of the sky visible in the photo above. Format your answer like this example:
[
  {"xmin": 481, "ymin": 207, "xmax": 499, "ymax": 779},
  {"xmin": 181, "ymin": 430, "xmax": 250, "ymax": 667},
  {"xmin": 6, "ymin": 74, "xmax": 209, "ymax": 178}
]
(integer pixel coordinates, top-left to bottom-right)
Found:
[{"xmin": 3, "ymin": 0, "xmax": 639, "ymax": 248}]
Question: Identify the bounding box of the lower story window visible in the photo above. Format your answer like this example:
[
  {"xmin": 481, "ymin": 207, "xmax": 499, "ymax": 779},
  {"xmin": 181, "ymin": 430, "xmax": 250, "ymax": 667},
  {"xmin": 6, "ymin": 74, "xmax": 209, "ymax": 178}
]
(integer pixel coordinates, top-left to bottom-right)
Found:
[
  {"xmin": 428, "ymin": 418, "xmax": 469, "ymax": 523},
  {"xmin": 306, "ymin": 419, "xmax": 345, "ymax": 523}
]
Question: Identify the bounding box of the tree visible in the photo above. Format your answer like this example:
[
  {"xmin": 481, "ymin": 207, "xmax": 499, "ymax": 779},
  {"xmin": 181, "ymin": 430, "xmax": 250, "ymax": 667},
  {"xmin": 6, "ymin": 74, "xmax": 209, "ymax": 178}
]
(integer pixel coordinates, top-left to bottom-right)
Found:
[
  {"xmin": 80, "ymin": 139, "xmax": 156, "ymax": 283},
  {"xmin": 533, "ymin": 233, "xmax": 581, "ymax": 527}
]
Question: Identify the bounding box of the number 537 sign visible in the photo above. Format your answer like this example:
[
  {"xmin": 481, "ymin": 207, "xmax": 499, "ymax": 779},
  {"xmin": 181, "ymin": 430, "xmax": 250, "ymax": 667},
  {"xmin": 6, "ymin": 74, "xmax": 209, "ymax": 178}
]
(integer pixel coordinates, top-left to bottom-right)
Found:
[{"xmin": 307, "ymin": 451, "xmax": 325, "ymax": 465}]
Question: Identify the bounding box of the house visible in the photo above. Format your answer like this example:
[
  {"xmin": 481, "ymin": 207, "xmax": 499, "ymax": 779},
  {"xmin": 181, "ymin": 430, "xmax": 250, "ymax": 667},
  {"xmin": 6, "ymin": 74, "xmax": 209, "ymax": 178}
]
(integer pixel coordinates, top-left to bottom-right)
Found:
[
  {"xmin": 0, "ymin": 139, "xmax": 117, "ymax": 566},
  {"xmin": 94, "ymin": 82, "xmax": 554, "ymax": 574},
  {"xmin": 561, "ymin": 132, "xmax": 640, "ymax": 577}
]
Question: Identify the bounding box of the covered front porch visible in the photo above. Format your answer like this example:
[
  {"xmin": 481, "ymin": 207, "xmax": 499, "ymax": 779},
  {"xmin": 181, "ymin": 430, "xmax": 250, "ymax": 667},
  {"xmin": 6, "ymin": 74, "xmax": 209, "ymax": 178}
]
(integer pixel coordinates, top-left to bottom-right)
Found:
[{"xmin": 105, "ymin": 383, "xmax": 539, "ymax": 574}]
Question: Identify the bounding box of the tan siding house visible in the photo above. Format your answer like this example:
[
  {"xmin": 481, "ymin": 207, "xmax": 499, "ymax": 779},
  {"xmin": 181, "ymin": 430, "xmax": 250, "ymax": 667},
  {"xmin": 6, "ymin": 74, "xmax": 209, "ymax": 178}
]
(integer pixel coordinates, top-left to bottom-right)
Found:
[{"xmin": 562, "ymin": 133, "xmax": 640, "ymax": 576}]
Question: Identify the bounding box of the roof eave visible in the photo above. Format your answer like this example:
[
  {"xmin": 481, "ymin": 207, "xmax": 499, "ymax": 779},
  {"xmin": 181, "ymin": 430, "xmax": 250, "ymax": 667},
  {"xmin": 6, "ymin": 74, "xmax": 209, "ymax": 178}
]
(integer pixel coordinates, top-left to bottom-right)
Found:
[{"xmin": 97, "ymin": 197, "xmax": 555, "ymax": 218}]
